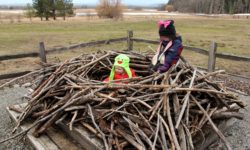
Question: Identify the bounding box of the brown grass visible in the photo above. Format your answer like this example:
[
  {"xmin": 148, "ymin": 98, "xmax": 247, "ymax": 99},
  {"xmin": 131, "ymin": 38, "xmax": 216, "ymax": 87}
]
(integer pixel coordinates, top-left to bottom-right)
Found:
[{"xmin": 0, "ymin": 10, "xmax": 250, "ymax": 77}]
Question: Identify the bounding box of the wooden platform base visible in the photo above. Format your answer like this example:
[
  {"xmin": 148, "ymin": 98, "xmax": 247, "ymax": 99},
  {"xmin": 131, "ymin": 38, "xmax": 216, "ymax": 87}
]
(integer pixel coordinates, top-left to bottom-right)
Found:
[
  {"xmin": 7, "ymin": 103, "xmax": 236, "ymax": 150},
  {"xmin": 7, "ymin": 103, "xmax": 89, "ymax": 150}
]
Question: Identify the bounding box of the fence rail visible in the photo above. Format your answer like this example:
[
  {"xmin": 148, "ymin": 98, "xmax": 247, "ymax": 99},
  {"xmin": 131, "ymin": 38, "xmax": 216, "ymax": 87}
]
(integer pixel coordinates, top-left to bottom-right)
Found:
[
  {"xmin": 0, "ymin": 30, "xmax": 249, "ymax": 80},
  {"xmin": 47, "ymin": 37, "xmax": 127, "ymax": 54},
  {"xmin": 0, "ymin": 71, "xmax": 31, "ymax": 80},
  {"xmin": 0, "ymin": 37, "xmax": 127, "ymax": 61},
  {"xmin": 132, "ymin": 37, "xmax": 250, "ymax": 62},
  {"xmin": 0, "ymin": 52, "xmax": 38, "ymax": 61}
]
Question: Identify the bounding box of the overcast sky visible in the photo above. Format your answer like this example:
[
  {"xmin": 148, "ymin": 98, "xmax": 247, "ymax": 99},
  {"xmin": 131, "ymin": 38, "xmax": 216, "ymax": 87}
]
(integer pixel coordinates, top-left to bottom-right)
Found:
[{"xmin": 0, "ymin": 0, "xmax": 168, "ymax": 6}]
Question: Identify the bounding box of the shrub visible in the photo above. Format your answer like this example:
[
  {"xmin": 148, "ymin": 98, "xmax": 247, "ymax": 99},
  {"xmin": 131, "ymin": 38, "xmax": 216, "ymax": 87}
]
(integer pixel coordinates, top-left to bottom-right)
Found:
[
  {"xmin": 96, "ymin": 0, "xmax": 123, "ymax": 19},
  {"xmin": 165, "ymin": 5, "xmax": 174, "ymax": 12}
]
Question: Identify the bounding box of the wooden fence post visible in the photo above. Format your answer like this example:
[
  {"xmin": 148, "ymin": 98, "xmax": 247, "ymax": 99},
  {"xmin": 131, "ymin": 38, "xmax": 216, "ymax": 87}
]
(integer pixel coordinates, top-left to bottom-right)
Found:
[
  {"xmin": 127, "ymin": 30, "xmax": 133, "ymax": 51},
  {"xmin": 39, "ymin": 42, "xmax": 47, "ymax": 63},
  {"xmin": 208, "ymin": 41, "xmax": 217, "ymax": 72}
]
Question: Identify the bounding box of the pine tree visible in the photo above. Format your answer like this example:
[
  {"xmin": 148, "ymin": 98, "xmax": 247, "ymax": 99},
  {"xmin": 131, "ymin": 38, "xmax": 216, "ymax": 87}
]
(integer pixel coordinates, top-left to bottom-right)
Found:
[
  {"xmin": 32, "ymin": 0, "xmax": 44, "ymax": 20},
  {"xmin": 56, "ymin": 0, "xmax": 73, "ymax": 20},
  {"xmin": 32, "ymin": 0, "xmax": 73, "ymax": 21}
]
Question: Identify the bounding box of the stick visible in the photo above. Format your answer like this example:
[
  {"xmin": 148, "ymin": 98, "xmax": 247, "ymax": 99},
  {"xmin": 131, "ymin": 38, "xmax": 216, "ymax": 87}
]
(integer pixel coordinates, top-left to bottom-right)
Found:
[
  {"xmin": 166, "ymin": 90, "xmax": 181, "ymax": 150},
  {"xmin": 116, "ymin": 127, "xmax": 144, "ymax": 150},
  {"xmin": 80, "ymin": 122, "xmax": 102, "ymax": 139},
  {"xmin": 123, "ymin": 116, "xmax": 153, "ymax": 148},
  {"xmin": 175, "ymin": 69, "xmax": 197, "ymax": 129},
  {"xmin": 0, "ymin": 70, "xmax": 40, "ymax": 89},
  {"xmin": 87, "ymin": 104, "xmax": 109, "ymax": 150},
  {"xmin": 70, "ymin": 83, "xmax": 175, "ymax": 89},
  {"xmin": 196, "ymin": 70, "xmax": 225, "ymax": 81},
  {"xmin": 192, "ymin": 96, "xmax": 232, "ymax": 150},
  {"xmin": 158, "ymin": 113, "xmax": 175, "ymax": 149},
  {"xmin": 72, "ymin": 53, "xmax": 111, "ymax": 74},
  {"xmin": 2, "ymin": 87, "xmax": 101, "ymax": 143},
  {"xmin": 152, "ymin": 113, "xmax": 161, "ymax": 150},
  {"xmin": 69, "ymin": 111, "xmax": 78, "ymax": 130},
  {"xmin": 159, "ymin": 122, "xmax": 168, "ymax": 150},
  {"xmin": 126, "ymin": 118, "xmax": 146, "ymax": 149}
]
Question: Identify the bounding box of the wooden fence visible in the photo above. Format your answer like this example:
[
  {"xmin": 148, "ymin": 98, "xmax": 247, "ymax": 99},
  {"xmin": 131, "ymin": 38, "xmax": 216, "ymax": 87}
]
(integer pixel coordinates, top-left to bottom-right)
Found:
[
  {"xmin": 0, "ymin": 37, "xmax": 127, "ymax": 61},
  {"xmin": 128, "ymin": 31, "xmax": 250, "ymax": 75},
  {"xmin": 0, "ymin": 30, "xmax": 250, "ymax": 80}
]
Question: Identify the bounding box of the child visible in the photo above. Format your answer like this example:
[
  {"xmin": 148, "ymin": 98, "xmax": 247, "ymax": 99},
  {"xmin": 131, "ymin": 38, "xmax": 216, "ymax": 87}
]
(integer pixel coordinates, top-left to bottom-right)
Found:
[
  {"xmin": 104, "ymin": 54, "xmax": 136, "ymax": 82},
  {"xmin": 150, "ymin": 20, "xmax": 183, "ymax": 73}
]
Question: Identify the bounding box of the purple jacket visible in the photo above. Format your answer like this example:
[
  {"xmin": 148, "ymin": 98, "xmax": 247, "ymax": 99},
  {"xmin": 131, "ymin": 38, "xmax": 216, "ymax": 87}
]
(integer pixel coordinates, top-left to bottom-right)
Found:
[{"xmin": 157, "ymin": 36, "xmax": 183, "ymax": 73}]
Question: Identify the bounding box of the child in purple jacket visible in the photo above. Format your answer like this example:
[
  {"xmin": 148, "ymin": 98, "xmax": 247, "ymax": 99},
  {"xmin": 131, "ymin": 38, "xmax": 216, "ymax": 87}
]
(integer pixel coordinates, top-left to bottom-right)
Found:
[{"xmin": 150, "ymin": 20, "xmax": 183, "ymax": 73}]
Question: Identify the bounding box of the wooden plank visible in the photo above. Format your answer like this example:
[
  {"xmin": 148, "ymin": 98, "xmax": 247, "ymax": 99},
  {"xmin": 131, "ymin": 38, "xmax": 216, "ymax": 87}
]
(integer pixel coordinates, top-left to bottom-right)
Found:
[
  {"xmin": 184, "ymin": 45, "xmax": 209, "ymax": 56},
  {"xmin": 132, "ymin": 38, "xmax": 209, "ymax": 55},
  {"xmin": 47, "ymin": 37, "xmax": 127, "ymax": 54},
  {"xmin": 132, "ymin": 38, "xmax": 250, "ymax": 62},
  {"xmin": 216, "ymin": 52, "xmax": 250, "ymax": 62},
  {"xmin": 0, "ymin": 37, "xmax": 126, "ymax": 61},
  {"xmin": 0, "ymin": 71, "xmax": 31, "ymax": 80},
  {"xmin": 7, "ymin": 104, "xmax": 60, "ymax": 150},
  {"xmin": 45, "ymin": 127, "xmax": 81, "ymax": 150},
  {"xmin": 39, "ymin": 42, "xmax": 47, "ymax": 63},
  {"xmin": 208, "ymin": 41, "xmax": 217, "ymax": 72},
  {"xmin": 56, "ymin": 121, "xmax": 104, "ymax": 150},
  {"xmin": 127, "ymin": 30, "xmax": 133, "ymax": 51},
  {"xmin": 132, "ymin": 38, "xmax": 158, "ymax": 44},
  {"xmin": 0, "ymin": 52, "xmax": 38, "ymax": 61}
]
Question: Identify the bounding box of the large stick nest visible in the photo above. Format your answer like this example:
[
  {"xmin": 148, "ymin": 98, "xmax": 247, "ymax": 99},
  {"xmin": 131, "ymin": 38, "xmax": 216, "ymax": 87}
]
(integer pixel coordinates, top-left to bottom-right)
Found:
[{"xmin": 14, "ymin": 50, "xmax": 245, "ymax": 149}]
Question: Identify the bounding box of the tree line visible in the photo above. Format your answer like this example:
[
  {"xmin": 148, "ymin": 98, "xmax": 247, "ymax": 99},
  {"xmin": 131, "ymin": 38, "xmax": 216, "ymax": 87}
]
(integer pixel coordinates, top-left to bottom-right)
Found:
[
  {"xmin": 27, "ymin": 0, "xmax": 73, "ymax": 21},
  {"xmin": 168, "ymin": 0, "xmax": 250, "ymax": 14}
]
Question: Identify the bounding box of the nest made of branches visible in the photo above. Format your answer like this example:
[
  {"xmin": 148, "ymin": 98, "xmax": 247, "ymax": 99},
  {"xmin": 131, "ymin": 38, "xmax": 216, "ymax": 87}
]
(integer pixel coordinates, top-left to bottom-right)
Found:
[{"xmin": 7, "ymin": 50, "xmax": 246, "ymax": 150}]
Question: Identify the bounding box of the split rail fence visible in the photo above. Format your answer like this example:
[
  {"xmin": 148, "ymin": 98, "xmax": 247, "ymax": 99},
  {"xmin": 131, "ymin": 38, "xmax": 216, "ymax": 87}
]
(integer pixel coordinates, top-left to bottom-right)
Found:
[{"xmin": 0, "ymin": 30, "xmax": 250, "ymax": 80}]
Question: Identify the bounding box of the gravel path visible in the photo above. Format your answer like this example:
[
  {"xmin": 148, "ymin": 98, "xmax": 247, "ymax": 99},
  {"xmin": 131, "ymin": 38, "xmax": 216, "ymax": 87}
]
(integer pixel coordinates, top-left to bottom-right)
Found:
[
  {"xmin": 209, "ymin": 95, "xmax": 250, "ymax": 150},
  {"xmin": 0, "ymin": 86, "xmax": 31, "ymax": 150}
]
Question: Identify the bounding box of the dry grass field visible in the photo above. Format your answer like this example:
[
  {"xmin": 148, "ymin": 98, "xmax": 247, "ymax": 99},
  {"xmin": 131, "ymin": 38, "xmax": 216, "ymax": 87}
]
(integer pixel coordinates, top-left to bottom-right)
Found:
[{"xmin": 0, "ymin": 10, "xmax": 250, "ymax": 76}]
